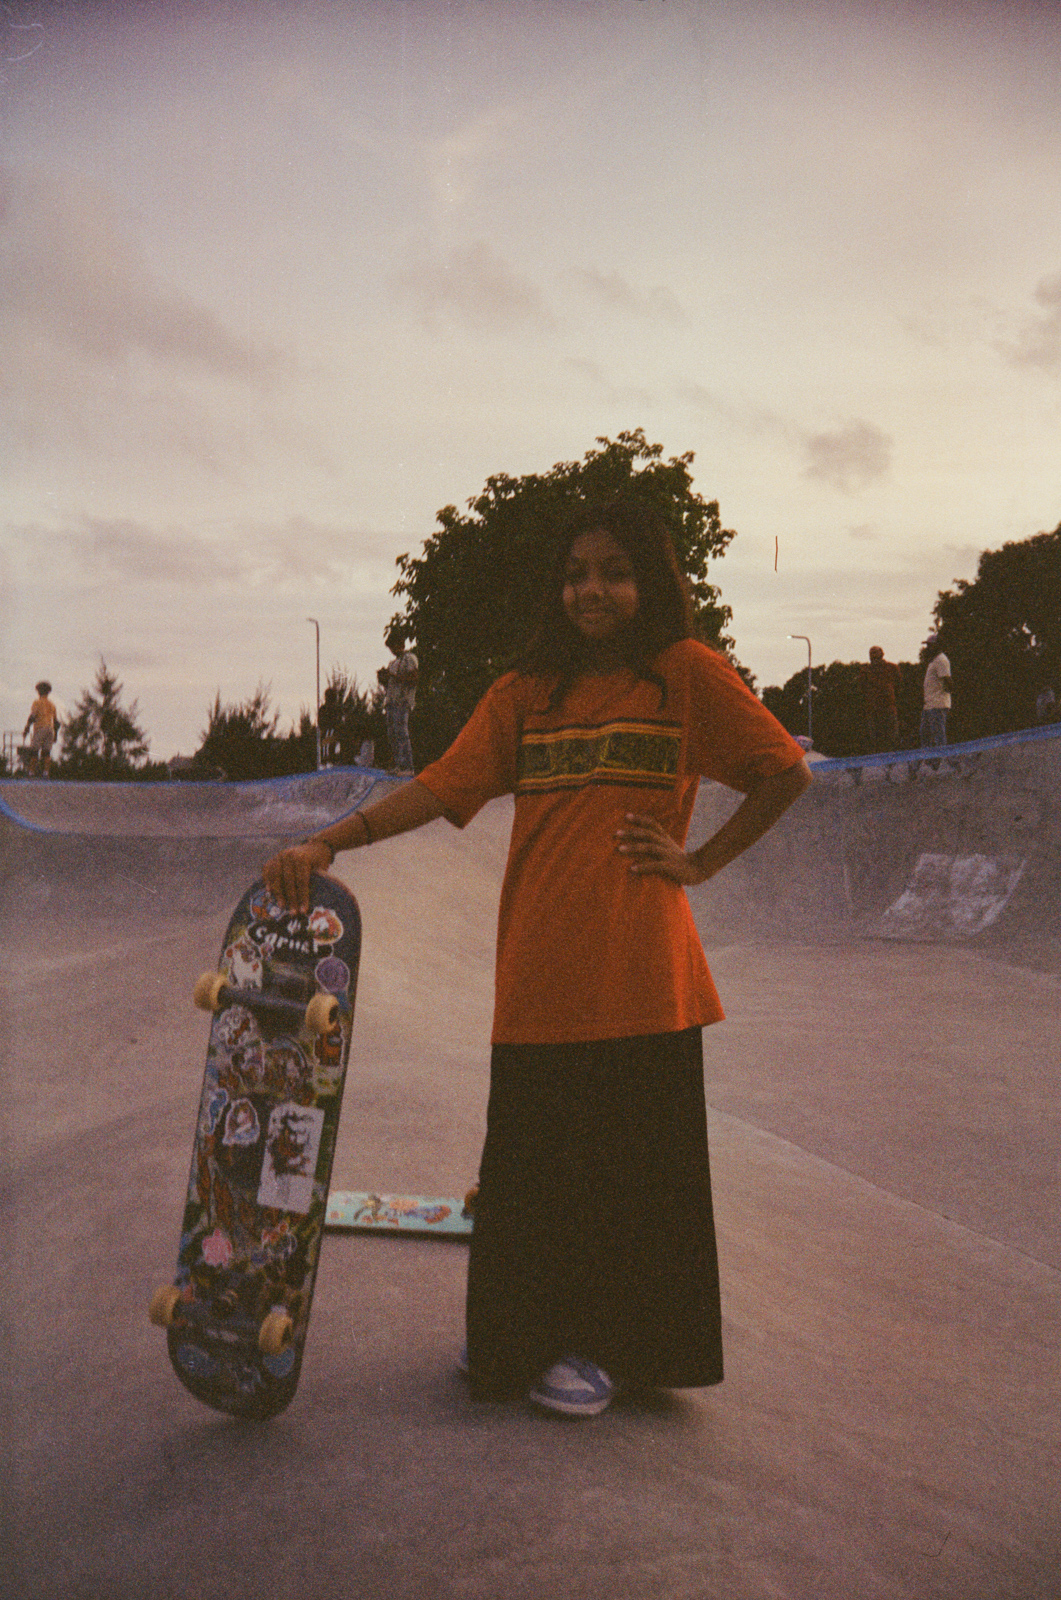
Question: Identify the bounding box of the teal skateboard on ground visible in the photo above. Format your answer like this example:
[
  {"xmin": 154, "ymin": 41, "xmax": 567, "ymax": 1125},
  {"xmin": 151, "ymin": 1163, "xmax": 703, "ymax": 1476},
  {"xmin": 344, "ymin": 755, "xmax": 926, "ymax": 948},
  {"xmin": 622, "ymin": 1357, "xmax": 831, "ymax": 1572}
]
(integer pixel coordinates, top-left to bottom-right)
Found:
[
  {"xmin": 326, "ymin": 1189, "xmax": 475, "ymax": 1238},
  {"xmin": 149, "ymin": 872, "xmax": 360, "ymax": 1420}
]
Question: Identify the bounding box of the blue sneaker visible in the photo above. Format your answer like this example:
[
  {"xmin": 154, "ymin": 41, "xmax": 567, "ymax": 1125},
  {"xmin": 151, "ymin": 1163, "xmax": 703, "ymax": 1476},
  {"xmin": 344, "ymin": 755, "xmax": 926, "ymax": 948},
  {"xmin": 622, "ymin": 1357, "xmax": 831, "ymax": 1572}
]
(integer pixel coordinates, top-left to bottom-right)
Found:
[{"xmin": 528, "ymin": 1355, "xmax": 616, "ymax": 1417}]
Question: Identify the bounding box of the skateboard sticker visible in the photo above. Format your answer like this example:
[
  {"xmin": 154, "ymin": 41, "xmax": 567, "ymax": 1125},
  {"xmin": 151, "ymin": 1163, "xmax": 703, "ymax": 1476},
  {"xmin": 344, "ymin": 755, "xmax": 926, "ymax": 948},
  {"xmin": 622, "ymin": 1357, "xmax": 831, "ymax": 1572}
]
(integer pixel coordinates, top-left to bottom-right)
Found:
[
  {"xmin": 215, "ymin": 1007, "xmax": 265, "ymax": 1087},
  {"xmin": 256, "ymin": 1102, "xmax": 325, "ymax": 1214},
  {"xmin": 260, "ymin": 1218, "xmax": 299, "ymax": 1260},
  {"xmin": 264, "ymin": 1039, "xmax": 311, "ymax": 1098},
  {"xmin": 314, "ymin": 955, "xmax": 351, "ymax": 994},
  {"xmin": 221, "ymin": 1097, "xmax": 261, "ymax": 1148},
  {"xmin": 224, "ymin": 936, "xmax": 264, "ymax": 989},
  {"xmin": 200, "ymin": 1086, "xmax": 229, "ymax": 1138},
  {"xmin": 247, "ymin": 885, "xmax": 288, "ymax": 922},
  {"xmin": 201, "ymin": 1228, "xmax": 234, "ymax": 1268},
  {"xmin": 176, "ymin": 1344, "xmax": 222, "ymax": 1380},
  {"xmin": 244, "ymin": 897, "xmax": 345, "ymax": 962},
  {"xmin": 313, "ymin": 1014, "xmax": 344, "ymax": 1067}
]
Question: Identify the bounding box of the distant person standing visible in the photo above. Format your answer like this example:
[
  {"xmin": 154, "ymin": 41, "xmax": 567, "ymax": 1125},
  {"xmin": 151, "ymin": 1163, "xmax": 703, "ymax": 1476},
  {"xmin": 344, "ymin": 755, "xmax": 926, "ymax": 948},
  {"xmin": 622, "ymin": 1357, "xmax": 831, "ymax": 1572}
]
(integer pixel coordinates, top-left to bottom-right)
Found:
[
  {"xmin": 920, "ymin": 635, "xmax": 952, "ymax": 747},
  {"xmin": 23, "ymin": 680, "xmax": 59, "ymax": 776},
  {"xmin": 380, "ymin": 627, "xmax": 418, "ymax": 773},
  {"xmin": 861, "ymin": 646, "xmax": 900, "ymax": 752},
  {"xmin": 318, "ymin": 685, "xmax": 340, "ymax": 766}
]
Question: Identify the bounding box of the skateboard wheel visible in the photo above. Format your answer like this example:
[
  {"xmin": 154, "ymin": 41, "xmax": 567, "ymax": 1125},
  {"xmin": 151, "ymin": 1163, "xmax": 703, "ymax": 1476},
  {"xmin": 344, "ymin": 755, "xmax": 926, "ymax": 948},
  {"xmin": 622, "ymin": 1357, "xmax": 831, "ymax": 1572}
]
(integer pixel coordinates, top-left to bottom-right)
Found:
[
  {"xmin": 149, "ymin": 1284, "xmax": 182, "ymax": 1328},
  {"xmin": 463, "ymin": 1185, "xmax": 479, "ymax": 1217},
  {"xmin": 305, "ymin": 992, "xmax": 340, "ymax": 1036},
  {"xmin": 193, "ymin": 971, "xmax": 226, "ymax": 1012},
  {"xmin": 258, "ymin": 1309, "xmax": 295, "ymax": 1356}
]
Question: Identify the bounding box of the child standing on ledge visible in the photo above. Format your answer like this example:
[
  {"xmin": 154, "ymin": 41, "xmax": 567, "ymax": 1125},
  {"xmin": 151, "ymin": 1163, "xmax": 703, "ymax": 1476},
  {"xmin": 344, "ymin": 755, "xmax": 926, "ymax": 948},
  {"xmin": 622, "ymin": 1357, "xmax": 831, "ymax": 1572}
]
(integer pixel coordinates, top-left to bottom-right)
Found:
[{"xmin": 265, "ymin": 499, "xmax": 811, "ymax": 1418}]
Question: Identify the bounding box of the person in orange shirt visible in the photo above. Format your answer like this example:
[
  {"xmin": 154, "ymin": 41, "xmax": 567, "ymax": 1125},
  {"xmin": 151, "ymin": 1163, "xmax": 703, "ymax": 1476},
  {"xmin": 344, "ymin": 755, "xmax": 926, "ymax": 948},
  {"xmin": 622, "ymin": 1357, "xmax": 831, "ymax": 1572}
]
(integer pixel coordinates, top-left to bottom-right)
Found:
[
  {"xmin": 23, "ymin": 680, "xmax": 59, "ymax": 776},
  {"xmin": 266, "ymin": 501, "xmax": 811, "ymax": 1418},
  {"xmin": 860, "ymin": 645, "xmax": 901, "ymax": 752}
]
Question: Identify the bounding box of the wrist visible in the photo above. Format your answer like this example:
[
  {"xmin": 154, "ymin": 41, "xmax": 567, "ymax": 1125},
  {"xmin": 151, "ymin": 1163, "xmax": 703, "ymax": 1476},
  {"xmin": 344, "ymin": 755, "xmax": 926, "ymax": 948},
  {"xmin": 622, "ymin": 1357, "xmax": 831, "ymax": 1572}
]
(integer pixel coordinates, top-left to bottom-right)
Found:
[
  {"xmin": 300, "ymin": 835, "xmax": 335, "ymax": 866},
  {"xmin": 687, "ymin": 850, "xmax": 714, "ymax": 885}
]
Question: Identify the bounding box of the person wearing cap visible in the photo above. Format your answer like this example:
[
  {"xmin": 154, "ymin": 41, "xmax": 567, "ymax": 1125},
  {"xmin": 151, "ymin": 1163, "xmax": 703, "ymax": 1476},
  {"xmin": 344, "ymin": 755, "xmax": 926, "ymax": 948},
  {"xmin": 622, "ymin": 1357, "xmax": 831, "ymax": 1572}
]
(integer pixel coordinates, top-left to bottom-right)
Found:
[
  {"xmin": 23, "ymin": 680, "xmax": 59, "ymax": 776},
  {"xmin": 861, "ymin": 646, "xmax": 900, "ymax": 752},
  {"xmin": 920, "ymin": 635, "xmax": 952, "ymax": 748}
]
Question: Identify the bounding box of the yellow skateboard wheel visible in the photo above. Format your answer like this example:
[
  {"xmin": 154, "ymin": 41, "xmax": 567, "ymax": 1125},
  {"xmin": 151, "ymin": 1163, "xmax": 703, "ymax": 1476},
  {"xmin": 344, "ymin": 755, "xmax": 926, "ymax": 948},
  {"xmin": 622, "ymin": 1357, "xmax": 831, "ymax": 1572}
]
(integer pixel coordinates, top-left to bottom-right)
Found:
[
  {"xmin": 258, "ymin": 1309, "xmax": 295, "ymax": 1356},
  {"xmin": 149, "ymin": 1284, "xmax": 181, "ymax": 1328},
  {"xmin": 193, "ymin": 972, "xmax": 226, "ymax": 1012}
]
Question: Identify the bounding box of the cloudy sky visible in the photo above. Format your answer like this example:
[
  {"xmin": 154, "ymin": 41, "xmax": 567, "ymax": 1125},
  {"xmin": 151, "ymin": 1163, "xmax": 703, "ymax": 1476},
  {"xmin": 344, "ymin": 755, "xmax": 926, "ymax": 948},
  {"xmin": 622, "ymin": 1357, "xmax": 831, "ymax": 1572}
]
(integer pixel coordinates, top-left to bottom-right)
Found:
[{"xmin": 2, "ymin": 0, "xmax": 1059, "ymax": 760}]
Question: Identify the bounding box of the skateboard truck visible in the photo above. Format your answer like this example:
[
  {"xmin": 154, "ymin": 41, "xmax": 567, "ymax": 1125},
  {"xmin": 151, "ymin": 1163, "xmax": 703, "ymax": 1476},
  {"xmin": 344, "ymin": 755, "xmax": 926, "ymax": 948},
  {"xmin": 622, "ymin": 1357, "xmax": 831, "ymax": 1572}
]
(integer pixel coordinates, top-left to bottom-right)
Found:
[
  {"xmin": 149, "ymin": 1285, "xmax": 295, "ymax": 1356},
  {"xmin": 193, "ymin": 970, "xmax": 340, "ymax": 1035}
]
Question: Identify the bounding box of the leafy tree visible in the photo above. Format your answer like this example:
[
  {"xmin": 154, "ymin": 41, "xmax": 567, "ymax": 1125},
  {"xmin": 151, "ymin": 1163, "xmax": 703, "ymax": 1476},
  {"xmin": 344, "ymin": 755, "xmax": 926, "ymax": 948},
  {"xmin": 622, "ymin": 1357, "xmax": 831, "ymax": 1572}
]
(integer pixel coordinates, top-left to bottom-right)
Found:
[
  {"xmin": 390, "ymin": 430, "xmax": 741, "ymax": 764},
  {"xmin": 196, "ymin": 684, "xmax": 316, "ymax": 780},
  {"xmin": 931, "ymin": 523, "xmax": 1061, "ymax": 740},
  {"xmin": 763, "ymin": 660, "xmax": 923, "ymax": 757},
  {"xmin": 319, "ymin": 667, "xmax": 386, "ymax": 766},
  {"xmin": 59, "ymin": 659, "xmax": 151, "ymax": 778}
]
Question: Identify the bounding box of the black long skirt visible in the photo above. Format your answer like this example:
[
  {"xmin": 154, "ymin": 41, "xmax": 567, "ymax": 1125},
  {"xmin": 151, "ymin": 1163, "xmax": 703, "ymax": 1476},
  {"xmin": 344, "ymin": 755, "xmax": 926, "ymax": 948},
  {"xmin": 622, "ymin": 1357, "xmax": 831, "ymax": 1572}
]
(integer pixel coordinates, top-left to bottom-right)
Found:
[{"xmin": 465, "ymin": 1026, "xmax": 724, "ymax": 1400}]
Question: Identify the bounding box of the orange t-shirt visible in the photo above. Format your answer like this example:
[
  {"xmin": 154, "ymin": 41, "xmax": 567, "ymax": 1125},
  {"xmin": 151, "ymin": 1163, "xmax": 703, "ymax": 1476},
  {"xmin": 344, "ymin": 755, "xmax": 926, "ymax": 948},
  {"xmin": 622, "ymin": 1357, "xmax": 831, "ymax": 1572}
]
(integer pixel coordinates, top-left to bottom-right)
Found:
[{"xmin": 417, "ymin": 639, "xmax": 805, "ymax": 1045}]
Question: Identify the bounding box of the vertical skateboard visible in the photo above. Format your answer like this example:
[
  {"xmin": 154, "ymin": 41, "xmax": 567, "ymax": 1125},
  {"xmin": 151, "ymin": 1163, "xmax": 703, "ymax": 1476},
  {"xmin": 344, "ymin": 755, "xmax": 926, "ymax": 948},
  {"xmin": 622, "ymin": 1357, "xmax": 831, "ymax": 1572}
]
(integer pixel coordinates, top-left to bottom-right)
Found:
[{"xmin": 149, "ymin": 872, "xmax": 360, "ymax": 1420}]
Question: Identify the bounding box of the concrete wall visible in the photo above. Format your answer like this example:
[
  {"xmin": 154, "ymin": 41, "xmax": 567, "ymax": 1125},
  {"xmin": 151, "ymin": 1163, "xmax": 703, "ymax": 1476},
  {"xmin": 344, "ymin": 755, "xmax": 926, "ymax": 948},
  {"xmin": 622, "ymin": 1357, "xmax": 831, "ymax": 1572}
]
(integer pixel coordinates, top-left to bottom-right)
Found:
[{"xmin": 3, "ymin": 727, "xmax": 1058, "ymax": 970}]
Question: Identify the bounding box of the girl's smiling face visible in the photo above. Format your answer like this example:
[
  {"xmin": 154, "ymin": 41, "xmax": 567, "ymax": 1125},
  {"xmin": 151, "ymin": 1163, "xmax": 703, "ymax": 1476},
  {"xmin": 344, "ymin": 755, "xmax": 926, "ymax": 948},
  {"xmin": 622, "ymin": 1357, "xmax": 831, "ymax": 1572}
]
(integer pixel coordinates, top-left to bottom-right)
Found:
[{"xmin": 562, "ymin": 529, "xmax": 640, "ymax": 644}]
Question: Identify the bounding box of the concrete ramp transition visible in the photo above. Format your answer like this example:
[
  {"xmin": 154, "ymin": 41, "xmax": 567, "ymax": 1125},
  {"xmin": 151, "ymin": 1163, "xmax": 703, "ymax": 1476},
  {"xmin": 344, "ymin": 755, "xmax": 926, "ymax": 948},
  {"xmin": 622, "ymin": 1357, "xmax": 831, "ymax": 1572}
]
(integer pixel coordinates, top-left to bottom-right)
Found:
[
  {"xmin": 3, "ymin": 723, "xmax": 1058, "ymax": 967},
  {"xmin": 688, "ymin": 724, "xmax": 1061, "ymax": 970}
]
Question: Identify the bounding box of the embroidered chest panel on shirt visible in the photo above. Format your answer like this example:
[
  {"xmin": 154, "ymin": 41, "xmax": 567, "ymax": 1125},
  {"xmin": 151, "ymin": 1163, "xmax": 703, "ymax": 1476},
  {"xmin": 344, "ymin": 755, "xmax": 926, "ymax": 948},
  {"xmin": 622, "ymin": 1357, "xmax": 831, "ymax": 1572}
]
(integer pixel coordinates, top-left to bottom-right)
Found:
[{"xmin": 516, "ymin": 718, "xmax": 682, "ymax": 794}]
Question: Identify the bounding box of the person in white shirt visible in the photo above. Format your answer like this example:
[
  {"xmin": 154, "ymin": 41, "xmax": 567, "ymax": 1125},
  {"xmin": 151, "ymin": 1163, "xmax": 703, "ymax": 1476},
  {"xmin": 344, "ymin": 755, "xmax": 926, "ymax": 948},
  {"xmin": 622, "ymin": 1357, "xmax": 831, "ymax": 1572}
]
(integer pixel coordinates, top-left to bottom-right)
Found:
[
  {"xmin": 920, "ymin": 635, "xmax": 952, "ymax": 747},
  {"xmin": 380, "ymin": 627, "xmax": 419, "ymax": 773}
]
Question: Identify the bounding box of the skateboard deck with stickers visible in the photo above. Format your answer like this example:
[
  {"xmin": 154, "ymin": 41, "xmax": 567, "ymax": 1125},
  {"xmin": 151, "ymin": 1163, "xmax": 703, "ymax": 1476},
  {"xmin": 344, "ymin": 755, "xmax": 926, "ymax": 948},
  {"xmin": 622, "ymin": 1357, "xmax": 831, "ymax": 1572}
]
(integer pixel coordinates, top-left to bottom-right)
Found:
[
  {"xmin": 149, "ymin": 872, "xmax": 360, "ymax": 1420},
  {"xmin": 325, "ymin": 1189, "xmax": 475, "ymax": 1238}
]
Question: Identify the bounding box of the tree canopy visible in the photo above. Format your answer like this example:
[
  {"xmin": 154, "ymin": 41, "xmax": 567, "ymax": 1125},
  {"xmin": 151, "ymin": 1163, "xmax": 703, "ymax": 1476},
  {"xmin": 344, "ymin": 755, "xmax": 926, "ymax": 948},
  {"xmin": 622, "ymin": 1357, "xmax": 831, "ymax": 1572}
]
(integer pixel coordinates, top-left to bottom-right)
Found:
[
  {"xmin": 761, "ymin": 522, "xmax": 1061, "ymax": 756},
  {"xmin": 931, "ymin": 522, "xmax": 1061, "ymax": 741},
  {"xmin": 60, "ymin": 659, "xmax": 152, "ymax": 777},
  {"xmin": 389, "ymin": 430, "xmax": 740, "ymax": 763},
  {"xmin": 763, "ymin": 659, "xmax": 924, "ymax": 757},
  {"xmin": 196, "ymin": 684, "xmax": 316, "ymax": 780}
]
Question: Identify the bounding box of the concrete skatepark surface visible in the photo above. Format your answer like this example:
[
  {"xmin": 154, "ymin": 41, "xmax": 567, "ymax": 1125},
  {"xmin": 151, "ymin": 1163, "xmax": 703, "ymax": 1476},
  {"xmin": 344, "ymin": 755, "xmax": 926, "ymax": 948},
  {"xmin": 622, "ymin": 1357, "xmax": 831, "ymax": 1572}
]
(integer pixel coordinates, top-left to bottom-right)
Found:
[{"xmin": 1, "ymin": 729, "xmax": 1059, "ymax": 1599}]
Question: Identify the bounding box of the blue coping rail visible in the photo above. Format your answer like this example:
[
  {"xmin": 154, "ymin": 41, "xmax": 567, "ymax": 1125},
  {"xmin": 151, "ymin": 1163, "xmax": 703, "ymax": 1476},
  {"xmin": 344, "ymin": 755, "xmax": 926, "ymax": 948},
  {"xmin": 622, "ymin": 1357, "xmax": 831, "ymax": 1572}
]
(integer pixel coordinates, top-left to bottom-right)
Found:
[
  {"xmin": 0, "ymin": 765, "xmax": 393, "ymax": 834},
  {"xmin": 2, "ymin": 726, "xmax": 1059, "ymax": 831},
  {"xmin": 806, "ymin": 720, "xmax": 1061, "ymax": 775}
]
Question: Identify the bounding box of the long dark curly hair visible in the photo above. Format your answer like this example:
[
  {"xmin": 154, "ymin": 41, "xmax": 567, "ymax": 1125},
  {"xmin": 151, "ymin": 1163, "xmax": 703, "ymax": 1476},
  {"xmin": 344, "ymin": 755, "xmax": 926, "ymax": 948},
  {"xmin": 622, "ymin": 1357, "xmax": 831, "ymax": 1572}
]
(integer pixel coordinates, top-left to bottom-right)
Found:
[{"xmin": 518, "ymin": 498, "xmax": 696, "ymax": 707}]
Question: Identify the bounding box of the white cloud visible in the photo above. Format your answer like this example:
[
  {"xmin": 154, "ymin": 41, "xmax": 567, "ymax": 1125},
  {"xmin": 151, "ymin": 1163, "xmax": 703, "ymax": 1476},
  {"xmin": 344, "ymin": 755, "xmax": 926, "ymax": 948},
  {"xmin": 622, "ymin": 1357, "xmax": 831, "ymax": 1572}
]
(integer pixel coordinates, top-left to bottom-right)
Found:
[
  {"xmin": 392, "ymin": 240, "xmax": 554, "ymax": 333},
  {"xmin": 568, "ymin": 267, "xmax": 686, "ymax": 323},
  {"xmin": 0, "ymin": 165, "xmax": 277, "ymax": 378},
  {"xmin": 803, "ymin": 420, "xmax": 893, "ymax": 494},
  {"xmin": 1007, "ymin": 269, "xmax": 1061, "ymax": 374},
  {"xmin": 44, "ymin": 514, "xmax": 398, "ymax": 594},
  {"xmin": 563, "ymin": 357, "xmax": 655, "ymax": 409}
]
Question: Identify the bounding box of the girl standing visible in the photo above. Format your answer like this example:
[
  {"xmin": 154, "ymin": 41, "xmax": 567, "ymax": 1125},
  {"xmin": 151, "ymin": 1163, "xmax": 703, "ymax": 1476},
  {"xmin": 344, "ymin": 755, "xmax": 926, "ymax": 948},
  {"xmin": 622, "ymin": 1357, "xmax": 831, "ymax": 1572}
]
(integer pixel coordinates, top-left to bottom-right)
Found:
[{"xmin": 265, "ymin": 500, "xmax": 810, "ymax": 1418}]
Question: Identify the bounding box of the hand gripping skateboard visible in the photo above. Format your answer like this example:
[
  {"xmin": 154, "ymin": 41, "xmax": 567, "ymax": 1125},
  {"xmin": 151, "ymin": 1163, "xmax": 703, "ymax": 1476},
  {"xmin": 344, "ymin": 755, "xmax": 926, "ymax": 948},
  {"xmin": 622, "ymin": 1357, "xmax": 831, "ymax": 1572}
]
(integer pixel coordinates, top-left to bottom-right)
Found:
[{"xmin": 149, "ymin": 872, "xmax": 360, "ymax": 1420}]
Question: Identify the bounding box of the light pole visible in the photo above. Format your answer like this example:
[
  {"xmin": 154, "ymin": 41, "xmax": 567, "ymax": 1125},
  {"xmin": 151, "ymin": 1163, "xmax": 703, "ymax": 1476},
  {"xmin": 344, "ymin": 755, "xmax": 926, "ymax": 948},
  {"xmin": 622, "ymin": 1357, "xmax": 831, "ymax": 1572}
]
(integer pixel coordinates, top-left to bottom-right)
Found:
[
  {"xmin": 307, "ymin": 617, "xmax": 321, "ymax": 770},
  {"xmin": 788, "ymin": 634, "xmax": 813, "ymax": 746}
]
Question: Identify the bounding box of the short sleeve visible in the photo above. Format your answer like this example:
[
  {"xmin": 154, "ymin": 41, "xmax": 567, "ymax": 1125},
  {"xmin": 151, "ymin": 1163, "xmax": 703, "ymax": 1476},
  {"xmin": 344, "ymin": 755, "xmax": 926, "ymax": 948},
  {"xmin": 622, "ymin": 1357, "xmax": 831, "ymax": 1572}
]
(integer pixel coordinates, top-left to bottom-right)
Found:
[
  {"xmin": 679, "ymin": 643, "xmax": 805, "ymax": 792},
  {"xmin": 416, "ymin": 672, "xmax": 524, "ymax": 826}
]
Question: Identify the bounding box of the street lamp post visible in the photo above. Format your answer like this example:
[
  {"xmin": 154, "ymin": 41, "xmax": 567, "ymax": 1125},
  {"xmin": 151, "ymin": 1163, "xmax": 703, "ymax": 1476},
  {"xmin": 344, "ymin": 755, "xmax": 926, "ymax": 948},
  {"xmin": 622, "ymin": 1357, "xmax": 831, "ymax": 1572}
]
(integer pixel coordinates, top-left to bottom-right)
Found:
[
  {"xmin": 307, "ymin": 617, "xmax": 321, "ymax": 771},
  {"xmin": 788, "ymin": 634, "xmax": 813, "ymax": 746}
]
